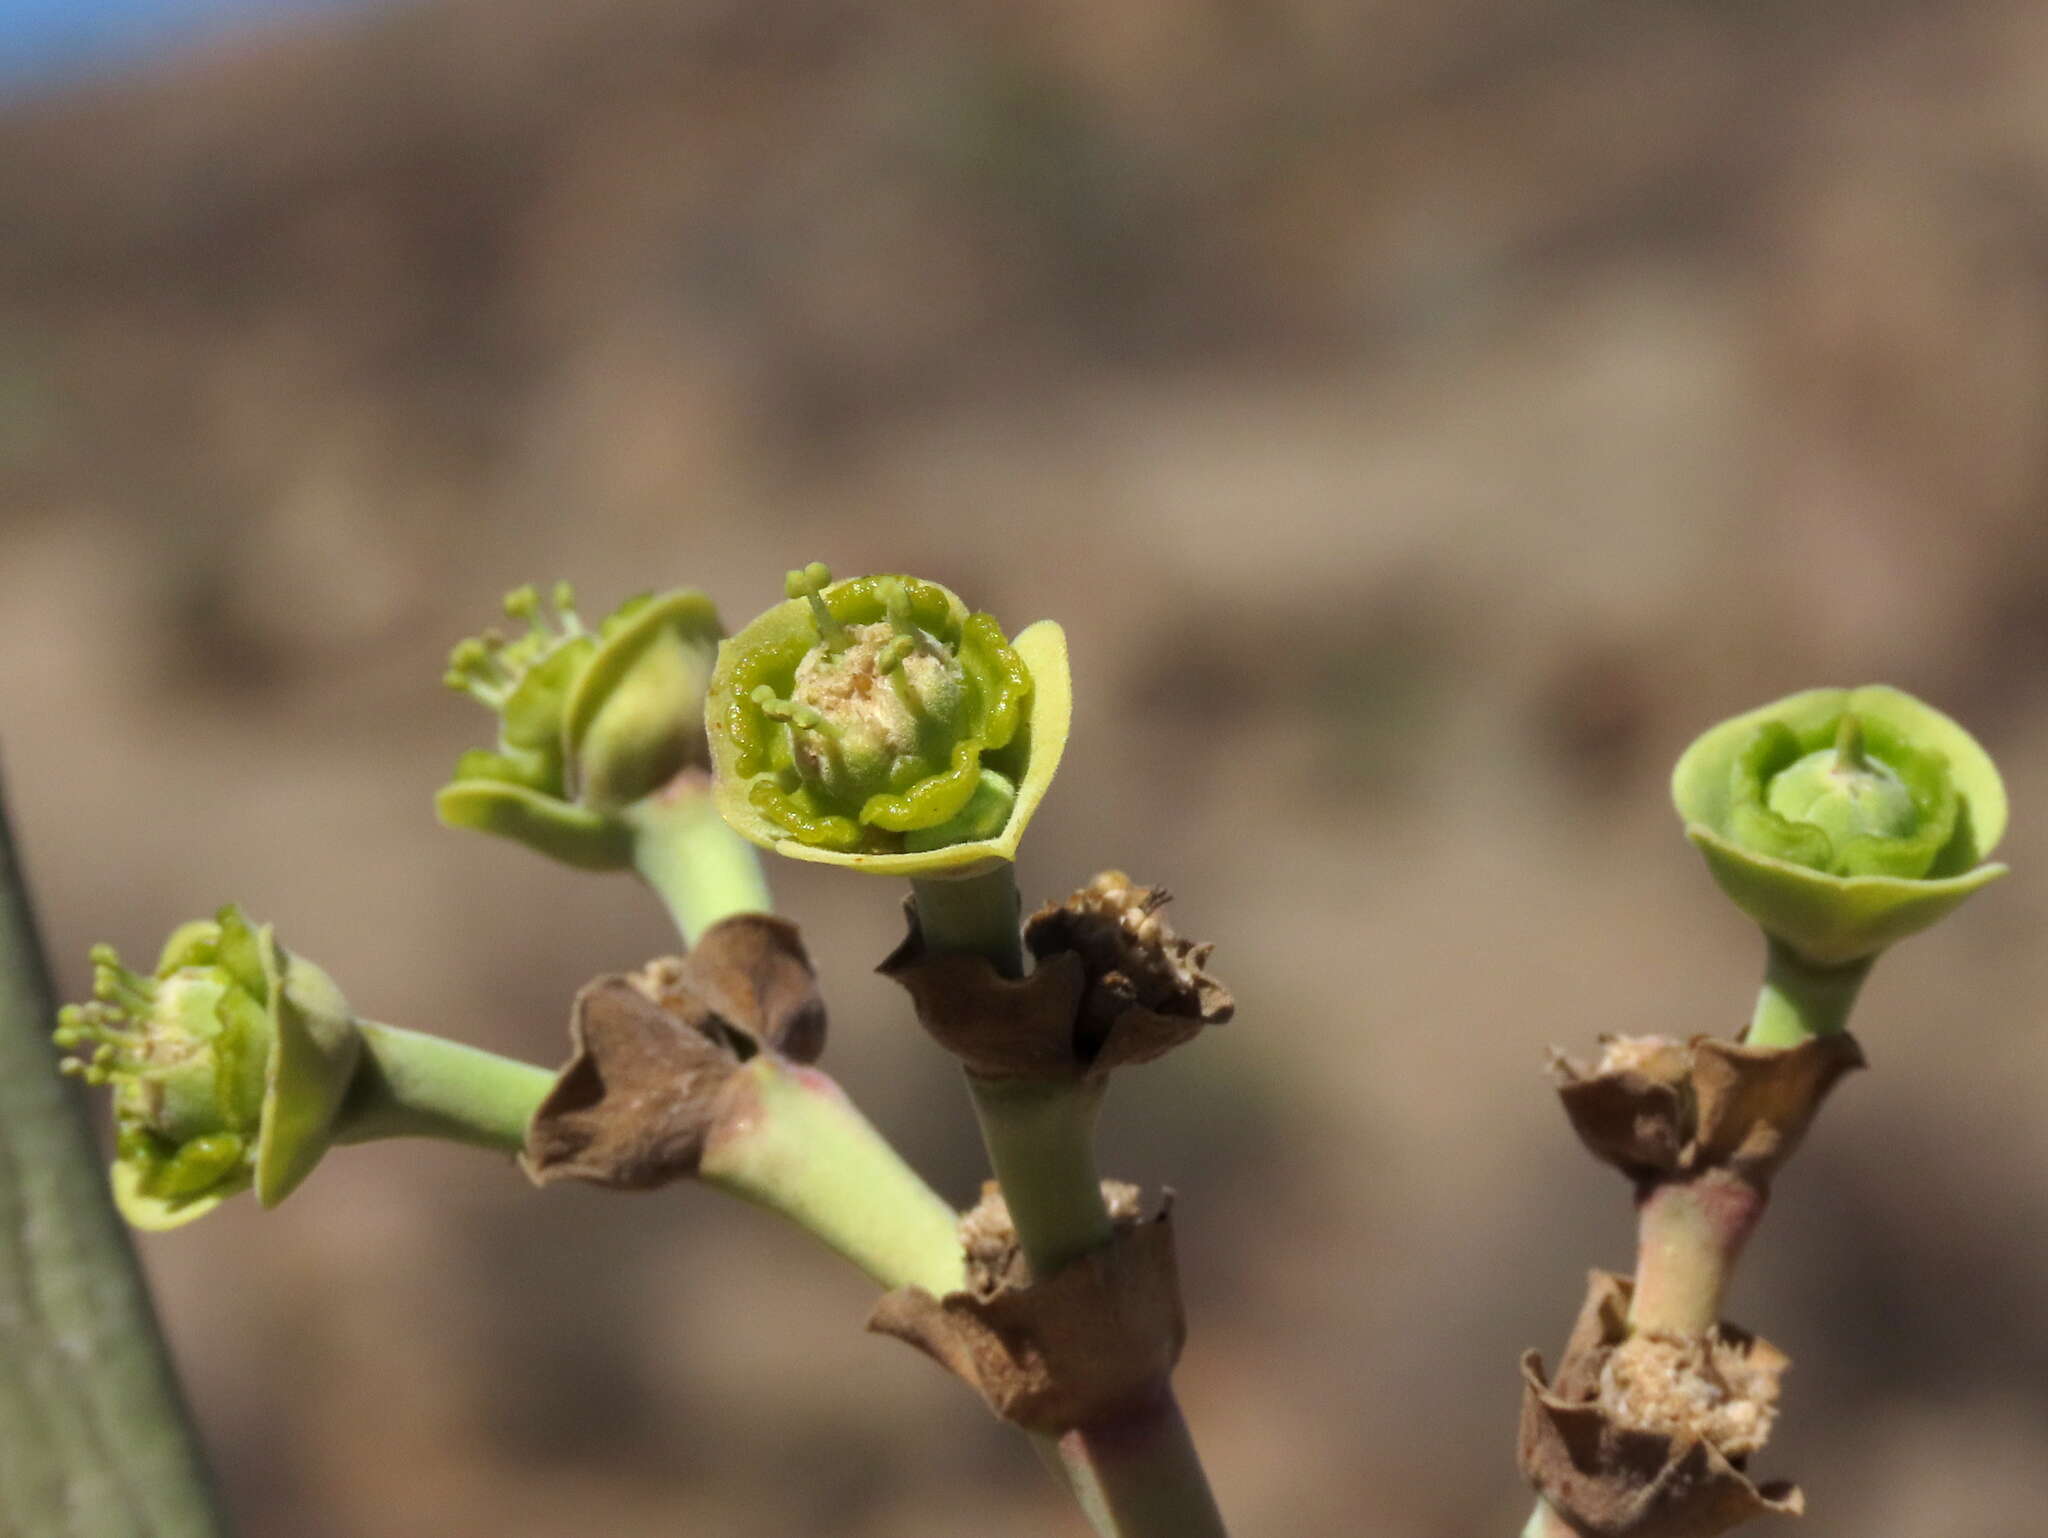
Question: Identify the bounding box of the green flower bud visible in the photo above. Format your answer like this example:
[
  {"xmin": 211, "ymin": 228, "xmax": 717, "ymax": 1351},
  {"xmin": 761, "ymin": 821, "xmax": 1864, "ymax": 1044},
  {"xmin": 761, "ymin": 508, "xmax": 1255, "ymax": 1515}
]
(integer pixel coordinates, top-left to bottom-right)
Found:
[
  {"xmin": 1672, "ymin": 686, "xmax": 2007, "ymax": 966},
  {"xmin": 706, "ymin": 564, "xmax": 1071, "ymax": 876},
  {"xmin": 53, "ymin": 907, "xmax": 361, "ymax": 1230},
  {"xmin": 436, "ymin": 581, "xmax": 725, "ymax": 868}
]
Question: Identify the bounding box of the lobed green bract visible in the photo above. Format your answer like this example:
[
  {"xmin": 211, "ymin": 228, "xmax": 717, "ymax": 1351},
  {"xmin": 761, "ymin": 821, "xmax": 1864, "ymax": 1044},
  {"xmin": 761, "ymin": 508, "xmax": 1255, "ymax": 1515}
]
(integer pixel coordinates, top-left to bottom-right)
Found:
[
  {"xmin": 707, "ymin": 566, "xmax": 1069, "ymax": 878},
  {"xmin": 1672, "ymin": 685, "xmax": 2007, "ymax": 966}
]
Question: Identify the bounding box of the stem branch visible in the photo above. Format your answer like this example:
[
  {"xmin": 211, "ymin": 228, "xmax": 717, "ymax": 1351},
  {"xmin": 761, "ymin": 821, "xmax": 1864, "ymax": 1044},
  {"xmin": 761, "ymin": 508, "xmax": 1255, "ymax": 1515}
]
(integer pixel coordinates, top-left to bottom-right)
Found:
[
  {"xmin": 911, "ymin": 866, "xmax": 1024, "ymax": 977},
  {"xmin": 336, "ymin": 1023, "xmax": 556, "ymax": 1152},
  {"xmin": 700, "ymin": 1056, "xmax": 966, "ymax": 1297},
  {"xmin": 1627, "ymin": 1170, "xmax": 1765, "ymax": 1337},
  {"xmin": 910, "ymin": 864, "xmax": 1228, "ymax": 1538},
  {"xmin": 1745, "ymin": 936, "xmax": 1871, "ymax": 1048},
  {"xmin": 627, "ymin": 780, "xmax": 773, "ymax": 947},
  {"xmin": 968, "ymin": 1074, "xmax": 1115, "ymax": 1278}
]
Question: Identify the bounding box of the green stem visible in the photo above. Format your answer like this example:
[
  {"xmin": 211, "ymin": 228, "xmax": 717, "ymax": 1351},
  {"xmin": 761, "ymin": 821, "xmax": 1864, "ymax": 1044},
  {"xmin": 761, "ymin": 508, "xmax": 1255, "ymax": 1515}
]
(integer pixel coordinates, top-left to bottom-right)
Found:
[
  {"xmin": 624, "ymin": 818, "xmax": 969, "ymax": 1293},
  {"xmin": 335, "ymin": 1023, "xmax": 556, "ymax": 1152},
  {"xmin": 911, "ymin": 866, "xmax": 1024, "ymax": 978},
  {"xmin": 914, "ymin": 869, "xmax": 1113, "ymax": 1278},
  {"xmin": 626, "ymin": 782, "xmax": 773, "ymax": 947},
  {"xmin": 699, "ymin": 1056, "xmax": 966, "ymax": 1296},
  {"xmin": 1626, "ymin": 1170, "xmax": 1763, "ymax": 1336},
  {"xmin": 912, "ymin": 865, "xmax": 1229, "ymax": 1538},
  {"xmin": 0, "ymin": 768, "xmax": 225, "ymax": 1537},
  {"xmin": 1056, "ymin": 1394, "xmax": 1228, "ymax": 1537},
  {"xmin": 1745, "ymin": 935, "xmax": 1872, "ymax": 1048},
  {"xmin": 967, "ymin": 1075, "xmax": 1115, "ymax": 1278}
]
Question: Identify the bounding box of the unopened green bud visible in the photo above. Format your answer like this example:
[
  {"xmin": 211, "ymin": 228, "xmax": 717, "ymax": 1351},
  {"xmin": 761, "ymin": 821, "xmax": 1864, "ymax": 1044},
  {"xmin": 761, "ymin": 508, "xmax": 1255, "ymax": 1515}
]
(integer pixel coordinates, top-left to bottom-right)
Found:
[
  {"xmin": 55, "ymin": 907, "xmax": 361, "ymax": 1230},
  {"xmin": 707, "ymin": 565, "xmax": 1070, "ymax": 876},
  {"xmin": 437, "ymin": 582, "xmax": 725, "ymax": 868},
  {"xmin": 1673, "ymin": 686, "xmax": 2007, "ymax": 966}
]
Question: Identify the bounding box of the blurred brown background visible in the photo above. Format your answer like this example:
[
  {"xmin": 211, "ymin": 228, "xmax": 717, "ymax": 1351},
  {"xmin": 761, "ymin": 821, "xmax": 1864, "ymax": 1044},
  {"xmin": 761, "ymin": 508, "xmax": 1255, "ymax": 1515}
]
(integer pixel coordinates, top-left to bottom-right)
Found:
[{"xmin": 5, "ymin": 0, "xmax": 2048, "ymax": 1533}]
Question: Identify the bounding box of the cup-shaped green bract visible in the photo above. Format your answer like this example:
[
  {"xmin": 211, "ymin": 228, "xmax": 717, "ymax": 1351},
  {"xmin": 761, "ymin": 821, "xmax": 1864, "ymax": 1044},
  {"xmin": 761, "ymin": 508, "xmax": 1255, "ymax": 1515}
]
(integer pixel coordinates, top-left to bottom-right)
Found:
[
  {"xmin": 706, "ymin": 564, "xmax": 1071, "ymax": 877},
  {"xmin": 1672, "ymin": 686, "xmax": 2007, "ymax": 966},
  {"xmin": 53, "ymin": 907, "xmax": 362, "ymax": 1230},
  {"xmin": 437, "ymin": 582, "xmax": 726, "ymax": 869}
]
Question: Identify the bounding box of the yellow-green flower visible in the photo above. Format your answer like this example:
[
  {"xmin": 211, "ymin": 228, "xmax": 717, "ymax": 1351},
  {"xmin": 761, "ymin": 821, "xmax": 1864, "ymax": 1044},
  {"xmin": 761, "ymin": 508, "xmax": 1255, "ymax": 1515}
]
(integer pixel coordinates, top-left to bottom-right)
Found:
[
  {"xmin": 53, "ymin": 907, "xmax": 359, "ymax": 1230},
  {"xmin": 437, "ymin": 582, "xmax": 725, "ymax": 869},
  {"xmin": 1673, "ymin": 686, "xmax": 2006, "ymax": 966},
  {"xmin": 706, "ymin": 564, "xmax": 1070, "ymax": 877}
]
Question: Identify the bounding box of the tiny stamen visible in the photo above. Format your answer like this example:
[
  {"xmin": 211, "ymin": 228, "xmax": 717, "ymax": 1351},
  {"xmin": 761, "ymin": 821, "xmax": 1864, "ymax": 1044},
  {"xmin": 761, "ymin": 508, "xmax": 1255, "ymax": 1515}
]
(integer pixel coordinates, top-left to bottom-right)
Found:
[
  {"xmin": 752, "ymin": 684, "xmax": 833, "ymax": 736},
  {"xmin": 875, "ymin": 635, "xmax": 917, "ymax": 675},
  {"xmin": 92, "ymin": 956, "xmax": 154, "ymax": 1015},
  {"xmin": 880, "ymin": 579, "xmax": 920, "ymax": 642},
  {"xmin": 552, "ymin": 581, "xmax": 584, "ymax": 634},
  {"xmin": 53, "ymin": 987, "xmax": 151, "ymax": 1079},
  {"xmin": 444, "ymin": 637, "xmax": 513, "ymax": 705},
  {"xmin": 785, "ymin": 562, "xmax": 848, "ymax": 650},
  {"xmin": 502, "ymin": 585, "xmax": 543, "ymax": 627},
  {"xmin": 448, "ymin": 578, "xmax": 586, "ymax": 708}
]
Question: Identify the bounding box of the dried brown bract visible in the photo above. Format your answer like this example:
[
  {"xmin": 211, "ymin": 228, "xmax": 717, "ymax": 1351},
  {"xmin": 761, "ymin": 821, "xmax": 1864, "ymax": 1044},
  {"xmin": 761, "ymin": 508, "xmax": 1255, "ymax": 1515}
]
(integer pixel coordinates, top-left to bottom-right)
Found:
[
  {"xmin": 1026, "ymin": 871, "xmax": 1234, "ymax": 1067},
  {"xmin": 957, "ymin": 1179, "xmax": 1146, "ymax": 1295},
  {"xmin": 629, "ymin": 912, "xmax": 827, "ymax": 1064},
  {"xmin": 878, "ymin": 872, "xmax": 1232, "ymax": 1079},
  {"xmin": 1519, "ymin": 1272, "xmax": 1801, "ymax": 1538},
  {"xmin": 868, "ymin": 1184, "xmax": 1183, "ymax": 1433},
  {"xmin": 523, "ymin": 914, "xmax": 826, "ymax": 1189},
  {"xmin": 1553, "ymin": 1032, "xmax": 1862, "ymax": 1185}
]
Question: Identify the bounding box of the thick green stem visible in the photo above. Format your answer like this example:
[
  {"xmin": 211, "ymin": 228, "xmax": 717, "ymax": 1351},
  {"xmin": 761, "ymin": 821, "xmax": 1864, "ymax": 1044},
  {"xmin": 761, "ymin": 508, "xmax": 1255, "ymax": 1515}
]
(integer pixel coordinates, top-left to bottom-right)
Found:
[
  {"xmin": 1745, "ymin": 935, "xmax": 1871, "ymax": 1048},
  {"xmin": 1057, "ymin": 1393, "xmax": 1228, "ymax": 1537},
  {"xmin": 335, "ymin": 1023, "xmax": 556, "ymax": 1152},
  {"xmin": 0, "ymin": 770, "xmax": 225, "ymax": 1537},
  {"xmin": 335, "ymin": 1026, "xmax": 970, "ymax": 1298},
  {"xmin": 915, "ymin": 868, "xmax": 1113, "ymax": 1278},
  {"xmin": 912, "ymin": 864, "xmax": 1229, "ymax": 1538},
  {"xmin": 911, "ymin": 866, "xmax": 1024, "ymax": 978},
  {"xmin": 626, "ymin": 781, "xmax": 773, "ymax": 947},
  {"xmin": 699, "ymin": 1056, "xmax": 966, "ymax": 1296},
  {"xmin": 968, "ymin": 1075, "xmax": 1116, "ymax": 1278},
  {"xmin": 1627, "ymin": 1170, "xmax": 1764, "ymax": 1336}
]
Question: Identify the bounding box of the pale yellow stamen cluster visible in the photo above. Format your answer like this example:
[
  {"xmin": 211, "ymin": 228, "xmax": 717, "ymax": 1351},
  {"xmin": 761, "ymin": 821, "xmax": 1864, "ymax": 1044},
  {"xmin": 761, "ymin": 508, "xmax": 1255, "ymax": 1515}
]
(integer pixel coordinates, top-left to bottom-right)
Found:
[
  {"xmin": 790, "ymin": 620, "xmax": 957, "ymax": 771},
  {"xmin": 1598, "ymin": 1330, "xmax": 1780, "ymax": 1459}
]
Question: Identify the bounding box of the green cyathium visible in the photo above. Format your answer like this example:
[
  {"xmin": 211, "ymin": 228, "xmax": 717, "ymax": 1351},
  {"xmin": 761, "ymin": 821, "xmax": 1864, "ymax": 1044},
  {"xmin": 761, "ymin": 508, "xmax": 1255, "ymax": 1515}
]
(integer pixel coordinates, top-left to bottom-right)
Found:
[
  {"xmin": 707, "ymin": 563, "xmax": 1070, "ymax": 876},
  {"xmin": 54, "ymin": 906, "xmax": 360, "ymax": 1231},
  {"xmin": 56, "ymin": 909, "xmax": 561, "ymax": 1233},
  {"xmin": 437, "ymin": 581, "xmax": 726, "ymax": 870},
  {"xmin": 1672, "ymin": 684, "xmax": 2006, "ymax": 969}
]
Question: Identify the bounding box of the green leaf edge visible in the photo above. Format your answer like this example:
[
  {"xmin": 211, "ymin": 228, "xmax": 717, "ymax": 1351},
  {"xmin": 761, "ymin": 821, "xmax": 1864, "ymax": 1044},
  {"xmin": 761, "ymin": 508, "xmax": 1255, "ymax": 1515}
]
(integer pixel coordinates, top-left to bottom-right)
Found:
[
  {"xmin": 253, "ymin": 924, "xmax": 361, "ymax": 1207},
  {"xmin": 1672, "ymin": 684, "xmax": 2008, "ymax": 872},
  {"xmin": 561, "ymin": 588, "xmax": 724, "ymax": 796},
  {"xmin": 111, "ymin": 1159, "xmax": 235, "ymax": 1232},
  {"xmin": 1685, "ymin": 821, "xmax": 2008, "ymax": 965},
  {"xmin": 434, "ymin": 780, "xmax": 634, "ymax": 870}
]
